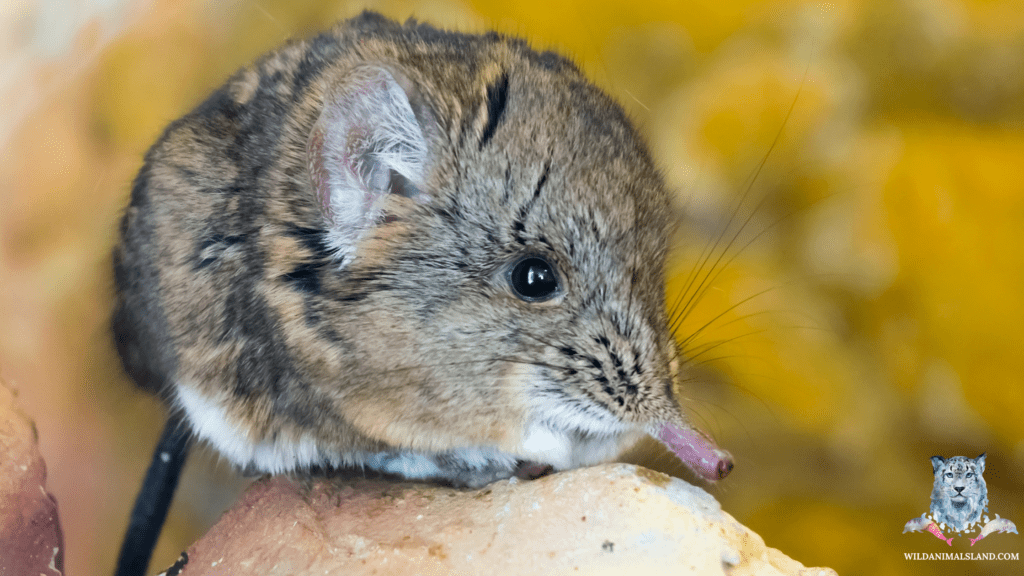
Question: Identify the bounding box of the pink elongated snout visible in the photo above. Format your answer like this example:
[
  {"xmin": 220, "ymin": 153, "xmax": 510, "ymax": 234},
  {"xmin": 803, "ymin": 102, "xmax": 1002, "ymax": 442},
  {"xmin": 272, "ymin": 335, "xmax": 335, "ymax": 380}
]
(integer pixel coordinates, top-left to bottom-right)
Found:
[{"xmin": 657, "ymin": 423, "xmax": 734, "ymax": 481}]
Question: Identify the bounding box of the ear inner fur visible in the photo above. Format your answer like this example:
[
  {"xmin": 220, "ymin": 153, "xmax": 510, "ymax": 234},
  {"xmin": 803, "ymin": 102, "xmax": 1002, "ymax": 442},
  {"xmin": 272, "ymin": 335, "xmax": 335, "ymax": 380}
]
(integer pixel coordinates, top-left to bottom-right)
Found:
[{"xmin": 306, "ymin": 65, "xmax": 431, "ymax": 262}]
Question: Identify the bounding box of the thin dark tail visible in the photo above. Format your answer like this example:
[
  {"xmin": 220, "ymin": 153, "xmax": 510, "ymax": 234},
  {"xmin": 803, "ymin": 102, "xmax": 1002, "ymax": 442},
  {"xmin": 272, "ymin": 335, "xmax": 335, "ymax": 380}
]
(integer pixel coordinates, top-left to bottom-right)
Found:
[{"xmin": 114, "ymin": 414, "xmax": 190, "ymax": 576}]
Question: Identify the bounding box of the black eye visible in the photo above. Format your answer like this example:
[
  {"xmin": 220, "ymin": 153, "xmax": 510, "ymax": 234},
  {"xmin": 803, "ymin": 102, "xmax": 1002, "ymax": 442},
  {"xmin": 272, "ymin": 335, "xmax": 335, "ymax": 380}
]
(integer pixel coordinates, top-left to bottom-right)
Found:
[{"xmin": 509, "ymin": 257, "xmax": 559, "ymax": 301}]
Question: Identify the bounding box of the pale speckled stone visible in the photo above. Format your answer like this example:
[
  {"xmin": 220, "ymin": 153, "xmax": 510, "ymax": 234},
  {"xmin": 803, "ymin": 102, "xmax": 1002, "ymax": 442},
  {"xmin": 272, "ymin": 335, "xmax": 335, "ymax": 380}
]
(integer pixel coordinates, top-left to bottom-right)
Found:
[{"xmin": 160, "ymin": 464, "xmax": 835, "ymax": 576}]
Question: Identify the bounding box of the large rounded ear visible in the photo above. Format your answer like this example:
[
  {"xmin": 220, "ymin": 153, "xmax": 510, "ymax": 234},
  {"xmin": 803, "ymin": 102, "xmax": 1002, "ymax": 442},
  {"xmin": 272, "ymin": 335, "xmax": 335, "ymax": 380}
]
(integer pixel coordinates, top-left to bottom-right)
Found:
[
  {"xmin": 931, "ymin": 455, "xmax": 946, "ymax": 474},
  {"xmin": 306, "ymin": 65, "xmax": 434, "ymax": 262},
  {"xmin": 975, "ymin": 453, "xmax": 986, "ymax": 474}
]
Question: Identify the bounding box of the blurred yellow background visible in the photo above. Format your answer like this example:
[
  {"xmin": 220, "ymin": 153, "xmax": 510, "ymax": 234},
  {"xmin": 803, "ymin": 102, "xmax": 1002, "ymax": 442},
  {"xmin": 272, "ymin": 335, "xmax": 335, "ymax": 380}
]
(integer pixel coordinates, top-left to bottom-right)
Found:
[{"xmin": 2, "ymin": 0, "xmax": 1022, "ymax": 574}]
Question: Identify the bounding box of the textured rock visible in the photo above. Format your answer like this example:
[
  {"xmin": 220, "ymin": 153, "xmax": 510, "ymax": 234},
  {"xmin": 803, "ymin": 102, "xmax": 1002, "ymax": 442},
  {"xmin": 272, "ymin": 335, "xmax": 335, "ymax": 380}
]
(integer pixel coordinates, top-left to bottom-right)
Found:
[
  {"xmin": 0, "ymin": 379, "xmax": 65, "ymax": 576},
  {"xmin": 159, "ymin": 464, "xmax": 834, "ymax": 576}
]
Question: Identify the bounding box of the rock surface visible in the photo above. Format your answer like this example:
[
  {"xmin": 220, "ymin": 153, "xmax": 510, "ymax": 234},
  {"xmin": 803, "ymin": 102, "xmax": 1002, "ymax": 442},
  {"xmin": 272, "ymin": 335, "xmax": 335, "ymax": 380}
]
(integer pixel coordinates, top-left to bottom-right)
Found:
[
  {"xmin": 159, "ymin": 464, "xmax": 834, "ymax": 576},
  {"xmin": 0, "ymin": 379, "xmax": 65, "ymax": 576}
]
